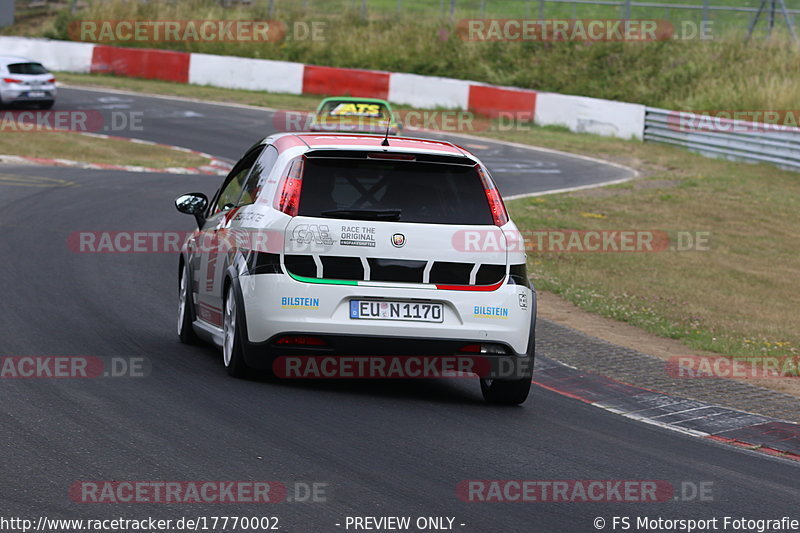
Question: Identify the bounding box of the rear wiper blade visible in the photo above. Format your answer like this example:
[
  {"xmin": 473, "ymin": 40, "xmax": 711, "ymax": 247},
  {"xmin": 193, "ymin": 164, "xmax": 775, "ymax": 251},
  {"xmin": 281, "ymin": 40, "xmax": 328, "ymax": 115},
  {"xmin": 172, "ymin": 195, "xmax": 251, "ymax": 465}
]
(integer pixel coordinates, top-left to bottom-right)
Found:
[{"xmin": 319, "ymin": 209, "xmax": 402, "ymax": 221}]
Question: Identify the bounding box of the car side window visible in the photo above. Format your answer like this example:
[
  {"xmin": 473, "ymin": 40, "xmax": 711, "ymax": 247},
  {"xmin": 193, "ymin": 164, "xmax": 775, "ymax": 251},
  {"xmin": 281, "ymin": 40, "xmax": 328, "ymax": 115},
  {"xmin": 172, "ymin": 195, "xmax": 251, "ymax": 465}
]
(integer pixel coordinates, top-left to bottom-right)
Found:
[
  {"xmin": 211, "ymin": 147, "xmax": 264, "ymax": 215},
  {"xmin": 238, "ymin": 145, "xmax": 279, "ymax": 207}
]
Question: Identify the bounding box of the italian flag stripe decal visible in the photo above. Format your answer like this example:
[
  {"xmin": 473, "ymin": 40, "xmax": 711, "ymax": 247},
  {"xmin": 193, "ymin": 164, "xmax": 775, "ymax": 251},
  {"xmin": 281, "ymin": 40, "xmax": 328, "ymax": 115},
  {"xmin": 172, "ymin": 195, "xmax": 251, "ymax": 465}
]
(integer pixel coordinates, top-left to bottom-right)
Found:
[{"xmin": 288, "ymin": 273, "xmax": 358, "ymax": 286}]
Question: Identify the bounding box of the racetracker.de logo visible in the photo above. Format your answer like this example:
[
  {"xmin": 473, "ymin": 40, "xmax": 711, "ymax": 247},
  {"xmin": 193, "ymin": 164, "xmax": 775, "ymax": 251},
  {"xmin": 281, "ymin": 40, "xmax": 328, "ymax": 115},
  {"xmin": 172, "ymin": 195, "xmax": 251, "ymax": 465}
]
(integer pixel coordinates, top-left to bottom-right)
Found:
[
  {"xmin": 68, "ymin": 230, "xmax": 284, "ymax": 253},
  {"xmin": 0, "ymin": 110, "xmax": 143, "ymax": 133},
  {"xmin": 450, "ymin": 229, "xmax": 694, "ymax": 253},
  {"xmin": 69, "ymin": 481, "xmax": 286, "ymax": 503},
  {"xmin": 457, "ymin": 480, "xmax": 680, "ymax": 502},
  {"xmin": 666, "ymin": 355, "xmax": 800, "ymax": 379},
  {"xmin": 271, "ymin": 110, "xmax": 536, "ymax": 133},
  {"xmin": 273, "ymin": 355, "xmax": 496, "ymax": 379},
  {"xmin": 667, "ymin": 110, "xmax": 800, "ymax": 133},
  {"xmin": 0, "ymin": 356, "xmax": 149, "ymax": 378},
  {"xmin": 68, "ymin": 20, "xmax": 327, "ymax": 43},
  {"xmin": 457, "ymin": 19, "xmax": 674, "ymax": 42}
]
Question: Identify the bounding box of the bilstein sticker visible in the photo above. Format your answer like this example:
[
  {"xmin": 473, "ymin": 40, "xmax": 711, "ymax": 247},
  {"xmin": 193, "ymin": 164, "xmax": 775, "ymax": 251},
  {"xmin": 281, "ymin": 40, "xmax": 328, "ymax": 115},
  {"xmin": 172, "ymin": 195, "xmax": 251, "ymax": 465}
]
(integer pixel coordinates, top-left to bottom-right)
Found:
[
  {"xmin": 281, "ymin": 297, "xmax": 320, "ymax": 309},
  {"xmin": 473, "ymin": 306, "xmax": 509, "ymax": 319}
]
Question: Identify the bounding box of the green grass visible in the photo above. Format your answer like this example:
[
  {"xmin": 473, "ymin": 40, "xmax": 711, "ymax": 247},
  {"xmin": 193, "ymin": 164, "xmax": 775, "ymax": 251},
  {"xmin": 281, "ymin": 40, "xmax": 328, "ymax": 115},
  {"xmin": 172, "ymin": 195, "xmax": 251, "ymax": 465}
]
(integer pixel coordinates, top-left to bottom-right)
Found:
[
  {"xmin": 5, "ymin": 0, "xmax": 800, "ymax": 110},
  {"xmin": 485, "ymin": 127, "xmax": 800, "ymax": 362},
  {"xmin": 57, "ymin": 72, "xmax": 800, "ymax": 364},
  {"xmin": 37, "ymin": 0, "xmax": 790, "ymax": 31},
  {"xmin": 343, "ymin": 0, "xmax": 785, "ymax": 35},
  {"xmin": 0, "ymin": 128, "xmax": 210, "ymax": 168}
]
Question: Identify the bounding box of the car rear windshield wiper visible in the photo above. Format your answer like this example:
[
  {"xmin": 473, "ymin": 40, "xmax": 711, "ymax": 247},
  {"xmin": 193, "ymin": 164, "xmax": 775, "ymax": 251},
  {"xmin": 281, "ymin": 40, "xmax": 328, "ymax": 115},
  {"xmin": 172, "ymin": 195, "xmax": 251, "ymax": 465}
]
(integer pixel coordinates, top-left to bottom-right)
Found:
[{"xmin": 319, "ymin": 208, "xmax": 402, "ymax": 221}]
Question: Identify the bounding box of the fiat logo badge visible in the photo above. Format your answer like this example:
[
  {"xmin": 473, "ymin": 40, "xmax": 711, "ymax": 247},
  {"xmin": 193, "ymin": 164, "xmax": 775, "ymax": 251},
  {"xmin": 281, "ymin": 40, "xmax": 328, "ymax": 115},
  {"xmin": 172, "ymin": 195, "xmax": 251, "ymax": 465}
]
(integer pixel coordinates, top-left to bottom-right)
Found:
[{"xmin": 391, "ymin": 233, "xmax": 406, "ymax": 247}]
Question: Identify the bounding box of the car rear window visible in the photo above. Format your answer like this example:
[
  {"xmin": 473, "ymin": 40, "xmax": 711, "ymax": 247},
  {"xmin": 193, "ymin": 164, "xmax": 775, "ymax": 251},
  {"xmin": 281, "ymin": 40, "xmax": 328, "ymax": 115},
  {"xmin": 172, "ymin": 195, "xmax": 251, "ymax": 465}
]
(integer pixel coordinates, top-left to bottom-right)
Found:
[
  {"xmin": 297, "ymin": 157, "xmax": 494, "ymax": 225},
  {"xmin": 7, "ymin": 63, "xmax": 49, "ymax": 75}
]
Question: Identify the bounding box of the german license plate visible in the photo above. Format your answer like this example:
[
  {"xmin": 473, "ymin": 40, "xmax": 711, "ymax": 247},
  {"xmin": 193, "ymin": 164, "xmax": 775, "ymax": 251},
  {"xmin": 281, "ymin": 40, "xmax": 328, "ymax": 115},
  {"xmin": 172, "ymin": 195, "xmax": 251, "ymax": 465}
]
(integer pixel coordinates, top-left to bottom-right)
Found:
[
  {"xmin": 350, "ymin": 300, "xmax": 443, "ymax": 323},
  {"xmin": 28, "ymin": 91, "xmax": 45, "ymax": 98}
]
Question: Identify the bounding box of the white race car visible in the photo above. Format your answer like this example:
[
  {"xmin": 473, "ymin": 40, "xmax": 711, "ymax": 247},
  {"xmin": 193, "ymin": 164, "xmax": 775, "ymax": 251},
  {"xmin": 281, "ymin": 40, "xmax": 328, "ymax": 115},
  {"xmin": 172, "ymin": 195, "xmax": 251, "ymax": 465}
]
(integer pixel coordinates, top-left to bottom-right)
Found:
[
  {"xmin": 175, "ymin": 133, "xmax": 535, "ymax": 404},
  {"xmin": 0, "ymin": 56, "xmax": 57, "ymax": 109}
]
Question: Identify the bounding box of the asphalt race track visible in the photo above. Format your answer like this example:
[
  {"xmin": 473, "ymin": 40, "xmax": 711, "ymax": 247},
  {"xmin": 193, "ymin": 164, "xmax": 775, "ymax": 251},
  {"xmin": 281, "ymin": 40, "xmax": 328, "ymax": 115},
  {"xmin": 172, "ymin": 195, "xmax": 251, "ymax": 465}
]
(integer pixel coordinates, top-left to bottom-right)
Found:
[
  {"xmin": 0, "ymin": 88, "xmax": 797, "ymax": 531},
  {"xmin": 56, "ymin": 87, "xmax": 633, "ymax": 196}
]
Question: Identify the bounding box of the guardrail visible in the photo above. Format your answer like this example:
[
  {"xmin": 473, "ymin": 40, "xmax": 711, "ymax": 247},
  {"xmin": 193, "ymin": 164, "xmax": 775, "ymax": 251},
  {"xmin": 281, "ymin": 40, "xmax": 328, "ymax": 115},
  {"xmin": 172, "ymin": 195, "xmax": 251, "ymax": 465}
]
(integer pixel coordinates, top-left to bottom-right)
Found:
[{"xmin": 644, "ymin": 107, "xmax": 800, "ymax": 171}]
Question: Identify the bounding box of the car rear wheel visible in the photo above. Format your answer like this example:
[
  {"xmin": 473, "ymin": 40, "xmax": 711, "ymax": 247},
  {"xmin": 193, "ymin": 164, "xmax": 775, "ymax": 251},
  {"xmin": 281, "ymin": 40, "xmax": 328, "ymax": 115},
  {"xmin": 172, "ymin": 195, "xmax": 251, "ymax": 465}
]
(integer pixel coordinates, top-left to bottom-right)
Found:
[
  {"xmin": 177, "ymin": 263, "xmax": 198, "ymax": 344},
  {"xmin": 480, "ymin": 371, "xmax": 532, "ymax": 405},
  {"xmin": 223, "ymin": 285, "xmax": 249, "ymax": 378}
]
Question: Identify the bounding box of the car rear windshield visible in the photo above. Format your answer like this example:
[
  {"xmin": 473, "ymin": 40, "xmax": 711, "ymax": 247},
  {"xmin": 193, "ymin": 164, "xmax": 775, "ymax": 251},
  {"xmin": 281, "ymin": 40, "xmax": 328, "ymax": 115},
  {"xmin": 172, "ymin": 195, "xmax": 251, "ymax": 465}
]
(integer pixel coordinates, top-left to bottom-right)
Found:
[
  {"xmin": 7, "ymin": 63, "xmax": 49, "ymax": 75},
  {"xmin": 298, "ymin": 157, "xmax": 494, "ymax": 225}
]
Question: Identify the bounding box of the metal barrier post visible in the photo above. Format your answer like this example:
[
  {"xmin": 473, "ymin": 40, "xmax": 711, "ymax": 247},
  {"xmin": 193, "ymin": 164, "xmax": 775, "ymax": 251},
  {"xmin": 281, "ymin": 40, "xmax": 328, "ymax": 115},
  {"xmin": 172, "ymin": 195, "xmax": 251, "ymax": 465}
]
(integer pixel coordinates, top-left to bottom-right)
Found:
[{"xmin": 0, "ymin": 1, "xmax": 13, "ymax": 28}]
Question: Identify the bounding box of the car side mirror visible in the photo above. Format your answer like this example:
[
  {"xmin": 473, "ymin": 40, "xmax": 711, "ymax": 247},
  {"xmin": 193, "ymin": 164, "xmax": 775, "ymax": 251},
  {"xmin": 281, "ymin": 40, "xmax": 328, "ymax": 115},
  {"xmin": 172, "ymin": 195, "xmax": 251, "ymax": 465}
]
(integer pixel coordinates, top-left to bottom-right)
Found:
[{"xmin": 175, "ymin": 192, "xmax": 208, "ymax": 228}]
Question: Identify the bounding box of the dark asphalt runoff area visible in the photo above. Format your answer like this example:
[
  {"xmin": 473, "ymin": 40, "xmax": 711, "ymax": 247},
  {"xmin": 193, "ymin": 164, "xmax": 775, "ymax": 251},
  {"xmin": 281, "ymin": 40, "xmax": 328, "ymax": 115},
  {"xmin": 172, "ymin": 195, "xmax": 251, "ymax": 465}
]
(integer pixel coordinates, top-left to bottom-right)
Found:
[{"xmin": 0, "ymin": 88, "xmax": 797, "ymax": 532}]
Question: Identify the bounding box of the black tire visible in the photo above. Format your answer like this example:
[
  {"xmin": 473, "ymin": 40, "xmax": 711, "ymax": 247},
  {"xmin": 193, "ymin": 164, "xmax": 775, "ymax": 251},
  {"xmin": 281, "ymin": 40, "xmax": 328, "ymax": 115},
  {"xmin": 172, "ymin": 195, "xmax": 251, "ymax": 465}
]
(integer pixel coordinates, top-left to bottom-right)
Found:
[
  {"xmin": 223, "ymin": 284, "xmax": 249, "ymax": 378},
  {"xmin": 481, "ymin": 310, "xmax": 535, "ymax": 405},
  {"xmin": 177, "ymin": 262, "xmax": 199, "ymax": 344},
  {"xmin": 480, "ymin": 370, "xmax": 533, "ymax": 405}
]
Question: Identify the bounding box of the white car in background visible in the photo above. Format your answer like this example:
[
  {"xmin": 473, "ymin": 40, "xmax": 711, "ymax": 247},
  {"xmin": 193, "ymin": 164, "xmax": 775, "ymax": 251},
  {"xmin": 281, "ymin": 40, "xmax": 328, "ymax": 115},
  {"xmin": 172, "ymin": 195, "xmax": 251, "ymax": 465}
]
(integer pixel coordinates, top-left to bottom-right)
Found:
[
  {"xmin": 175, "ymin": 133, "xmax": 536, "ymax": 404},
  {"xmin": 0, "ymin": 56, "xmax": 57, "ymax": 109}
]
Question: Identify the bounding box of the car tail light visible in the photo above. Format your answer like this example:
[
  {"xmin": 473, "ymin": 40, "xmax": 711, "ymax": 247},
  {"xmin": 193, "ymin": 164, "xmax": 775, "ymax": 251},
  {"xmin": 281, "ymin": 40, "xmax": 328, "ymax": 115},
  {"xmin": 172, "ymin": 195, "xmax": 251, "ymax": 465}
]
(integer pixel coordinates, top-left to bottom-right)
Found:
[
  {"xmin": 459, "ymin": 343, "xmax": 506, "ymax": 354},
  {"xmin": 3, "ymin": 78, "xmax": 22, "ymax": 84},
  {"xmin": 459, "ymin": 344, "xmax": 482, "ymax": 353},
  {"xmin": 274, "ymin": 156, "xmax": 305, "ymax": 216},
  {"xmin": 275, "ymin": 335, "xmax": 327, "ymax": 346},
  {"xmin": 477, "ymin": 165, "xmax": 509, "ymax": 226},
  {"xmin": 46, "ymin": 77, "xmax": 56, "ymax": 83}
]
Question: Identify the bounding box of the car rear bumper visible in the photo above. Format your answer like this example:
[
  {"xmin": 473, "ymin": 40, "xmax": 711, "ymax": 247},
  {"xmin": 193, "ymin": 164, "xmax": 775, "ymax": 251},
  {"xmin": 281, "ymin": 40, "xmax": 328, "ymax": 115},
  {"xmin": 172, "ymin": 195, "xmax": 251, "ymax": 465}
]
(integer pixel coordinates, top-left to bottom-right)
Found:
[
  {"xmin": 0, "ymin": 87, "xmax": 56, "ymax": 103},
  {"xmin": 238, "ymin": 272, "xmax": 535, "ymax": 356},
  {"xmin": 250, "ymin": 332, "xmax": 534, "ymax": 380}
]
